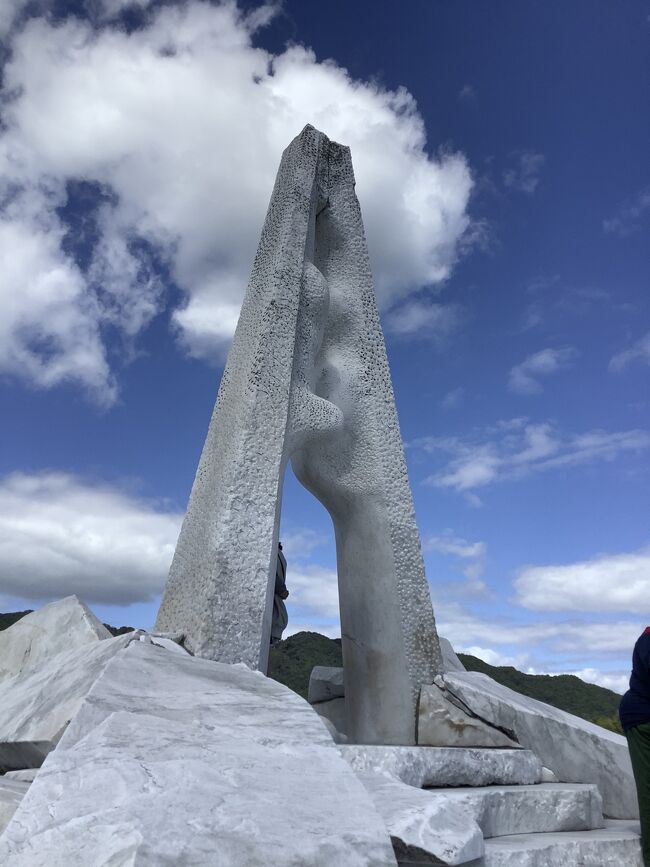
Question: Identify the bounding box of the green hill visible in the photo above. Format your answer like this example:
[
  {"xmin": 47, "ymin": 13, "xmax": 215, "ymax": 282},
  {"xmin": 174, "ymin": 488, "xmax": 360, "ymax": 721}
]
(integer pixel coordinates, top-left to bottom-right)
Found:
[{"xmin": 268, "ymin": 631, "xmax": 342, "ymax": 699}]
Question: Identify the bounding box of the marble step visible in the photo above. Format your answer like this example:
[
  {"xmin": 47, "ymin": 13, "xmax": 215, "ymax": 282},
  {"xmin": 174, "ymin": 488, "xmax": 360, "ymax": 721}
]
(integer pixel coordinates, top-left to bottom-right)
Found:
[
  {"xmin": 424, "ymin": 782, "xmax": 604, "ymax": 838},
  {"xmin": 340, "ymin": 745, "xmax": 543, "ymax": 788},
  {"xmin": 469, "ymin": 820, "xmax": 643, "ymax": 866},
  {"xmin": 362, "ymin": 775, "xmax": 607, "ymax": 866}
]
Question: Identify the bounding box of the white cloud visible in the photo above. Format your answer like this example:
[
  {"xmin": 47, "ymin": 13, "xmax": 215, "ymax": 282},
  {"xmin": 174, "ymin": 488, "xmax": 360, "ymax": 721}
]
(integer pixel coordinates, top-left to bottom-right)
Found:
[
  {"xmin": 385, "ymin": 299, "xmax": 463, "ymax": 341},
  {"xmin": 426, "ymin": 530, "xmax": 486, "ymax": 592},
  {"xmin": 609, "ymin": 331, "xmax": 650, "ymax": 372},
  {"xmin": 0, "ymin": 191, "xmax": 117, "ymax": 403},
  {"xmin": 503, "ymin": 150, "xmax": 545, "ymax": 194},
  {"xmin": 515, "ymin": 547, "xmax": 650, "ymax": 614},
  {"xmin": 603, "ymin": 187, "xmax": 650, "ymax": 236},
  {"xmin": 286, "ymin": 565, "xmax": 340, "ymax": 623},
  {"xmin": 0, "ymin": 472, "xmax": 181, "ymax": 605},
  {"xmin": 280, "ymin": 528, "xmax": 328, "ymax": 561},
  {"xmin": 417, "ymin": 419, "xmax": 650, "ymax": 493},
  {"xmin": 0, "ymin": 1, "xmax": 473, "ymax": 401},
  {"xmin": 508, "ymin": 347, "xmax": 577, "ymax": 395},
  {"xmin": 435, "ymin": 600, "xmax": 645, "ymax": 659},
  {"xmin": 441, "ymin": 387, "xmax": 464, "ymax": 410},
  {"xmin": 458, "ymin": 84, "xmax": 476, "ymax": 102}
]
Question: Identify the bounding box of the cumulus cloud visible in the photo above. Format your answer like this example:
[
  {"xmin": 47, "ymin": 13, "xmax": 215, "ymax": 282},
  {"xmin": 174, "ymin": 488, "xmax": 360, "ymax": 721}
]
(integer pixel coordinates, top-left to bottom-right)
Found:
[
  {"xmin": 384, "ymin": 299, "xmax": 463, "ymax": 341},
  {"xmin": 609, "ymin": 331, "xmax": 650, "ymax": 372},
  {"xmin": 503, "ymin": 150, "xmax": 545, "ymax": 194},
  {"xmin": 415, "ymin": 418, "xmax": 650, "ymax": 494},
  {"xmin": 0, "ymin": 1, "xmax": 473, "ymax": 402},
  {"xmin": 508, "ymin": 347, "xmax": 577, "ymax": 394},
  {"xmin": 280, "ymin": 528, "xmax": 328, "ymax": 561},
  {"xmin": 514, "ymin": 547, "xmax": 650, "ymax": 614},
  {"xmin": 0, "ymin": 472, "xmax": 181, "ymax": 605},
  {"xmin": 603, "ymin": 186, "xmax": 650, "ymax": 236},
  {"xmin": 425, "ymin": 530, "xmax": 486, "ymax": 590},
  {"xmin": 436, "ymin": 600, "xmax": 645, "ymax": 656},
  {"xmin": 285, "ymin": 565, "xmax": 340, "ymax": 624}
]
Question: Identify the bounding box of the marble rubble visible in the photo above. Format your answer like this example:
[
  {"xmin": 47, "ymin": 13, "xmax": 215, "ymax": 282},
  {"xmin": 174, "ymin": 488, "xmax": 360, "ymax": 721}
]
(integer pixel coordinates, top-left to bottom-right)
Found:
[
  {"xmin": 436, "ymin": 669, "xmax": 637, "ymax": 819},
  {"xmin": 0, "ymin": 595, "xmax": 110, "ymax": 682},
  {"xmin": 155, "ymin": 124, "xmax": 442, "ymax": 745},
  {"xmin": 0, "ymin": 640, "xmax": 397, "ymax": 866}
]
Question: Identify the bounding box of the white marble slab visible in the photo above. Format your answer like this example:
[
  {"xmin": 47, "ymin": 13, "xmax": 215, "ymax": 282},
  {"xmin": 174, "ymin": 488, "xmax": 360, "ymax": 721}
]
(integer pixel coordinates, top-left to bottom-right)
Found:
[
  {"xmin": 340, "ymin": 745, "xmax": 542, "ymax": 788},
  {"xmin": 0, "ymin": 632, "xmax": 136, "ymax": 744},
  {"xmin": 440, "ymin": 671, "xmax": 637, "ymax": 819},
  {"xmin": 0, "ymin": 596, "xmax": 110, "ymax": 682},
  {"xmin": 0, "ymin": 641, "xmax": 397, "ymax": 866}
]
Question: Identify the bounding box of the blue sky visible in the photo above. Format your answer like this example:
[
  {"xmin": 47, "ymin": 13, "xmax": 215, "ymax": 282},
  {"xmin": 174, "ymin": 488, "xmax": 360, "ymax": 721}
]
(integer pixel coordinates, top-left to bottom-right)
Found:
[{"xmin": 0, "ymin": 0, "xmax": 648, "ymax": 693}]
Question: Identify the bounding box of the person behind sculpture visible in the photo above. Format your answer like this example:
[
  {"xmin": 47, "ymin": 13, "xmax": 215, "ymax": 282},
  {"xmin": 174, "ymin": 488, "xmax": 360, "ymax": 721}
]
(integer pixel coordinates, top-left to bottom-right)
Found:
[
  {"xmin": 620, "ymin": 627, "xmax": 650, "ymax": 866},
  {"xmin": 270, "ymin": 542, "xmax": 289, "ymax": 645}
]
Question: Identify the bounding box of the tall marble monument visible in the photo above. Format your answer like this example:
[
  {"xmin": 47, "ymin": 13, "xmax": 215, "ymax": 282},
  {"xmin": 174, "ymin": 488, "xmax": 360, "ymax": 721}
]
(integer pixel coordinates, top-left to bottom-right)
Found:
[{"xmin": 155, "ymin": 126, "xmax": 442, "ymax": 744}]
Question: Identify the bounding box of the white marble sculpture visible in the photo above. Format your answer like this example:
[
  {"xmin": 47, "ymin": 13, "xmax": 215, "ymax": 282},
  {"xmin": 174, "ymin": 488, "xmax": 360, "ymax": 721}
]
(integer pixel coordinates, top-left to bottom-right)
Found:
[{"xmin": 155, "ymin": 125, "xmax": 442, "ymax": 744}]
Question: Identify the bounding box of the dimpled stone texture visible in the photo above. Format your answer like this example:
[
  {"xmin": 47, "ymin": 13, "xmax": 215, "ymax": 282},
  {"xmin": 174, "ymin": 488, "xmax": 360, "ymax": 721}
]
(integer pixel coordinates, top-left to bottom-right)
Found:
[
  {"xmin": 154, "ymin": 127, "xmax": 329, "ymax": 673},
  {"xmin": 290, "ymin": 134, "xmax": 441, "ymax": 744},
  {"xmin": 155, "ymin": 125, "xmax": 442, "ymax": 744}
]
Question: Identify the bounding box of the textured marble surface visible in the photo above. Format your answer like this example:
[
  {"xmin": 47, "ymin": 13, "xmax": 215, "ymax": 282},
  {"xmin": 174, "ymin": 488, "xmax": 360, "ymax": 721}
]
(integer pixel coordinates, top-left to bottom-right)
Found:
[
  {"xmin": 441, "ymin": 671, "xmax": 636, "ymax": 819},
  {"xmin": 0, "ymin": 779, "xmax": 30, "ymax": 836},
  {"xmin": 0, "ymin": 641, "xmax": 397, "ymax": 866},
  {"xmin": 155, "ymin": 126, "xmax": 442, "ymax": 744},
  {"xmin": 340, "ymin": 745, "xmax": 542, "ymax": 788},
  {"xmin": 0, "ymin": 632, "xmax": 135, "ymax": 744},
  {"xmin": 439, "ymin": 637, "xmax": 466, "ymax": 673},
  {"xmin": 469, "ymin": 825, "xmax": 642, "ymax": 866},
  {"xmin": 418, "ymin": 680, "xmax": 520, "ymax": 748},
  {"xmin": 357, "ymin": 771, "xmax": 484, "ymax": 865},
  {"xmin": 311, "ymin": 696, "xmax": 347, "ymax": 738},
  {"xmin": 308, "ymin": 665, "xmax": 345, "ymax": 703},
  {"xmin": 0, "ymin": 596, "xmax": 110, "ymax": 682},
  {"xmin": 425, "ymin": 783, "xmax": 604, "ymax": 837}
]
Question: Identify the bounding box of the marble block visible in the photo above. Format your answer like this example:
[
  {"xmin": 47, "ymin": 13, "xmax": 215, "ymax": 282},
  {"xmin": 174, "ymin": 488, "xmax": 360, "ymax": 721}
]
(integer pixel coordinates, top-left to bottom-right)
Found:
[
  {"xmin": 0, "ymin": 641, "xmax": 397, "ymax": 866},
  {"xmin": 357, "ymin": 771, "xmax": 484, "ymax": 865},
  {"xmin": 0, "ymin": 596, "xmax": 110, "ymax": 682},
  {"xmin": 418, "ymin": 680, "xmax": 520, "ymax": 748},
  {"xmin": 0, "ymin": 632, "xmax": 136, "ymax": 744},
  {"xmin": 339, "ymin": 745, "xmax": 543, "ymax": 788},
  {"xmin": 424, "ymin": 783, "xmax": 604, "ymax": 837},
  {"xmin": 473, "ymin": 825, "xmax": 643, "ymax": 867},
  {"xmin": 441, "ymin": 671, "xmax": 637, "ymax": 819},
  {"xmin": 439, "ymin": 637, "xmax": 466, "ymax": 673},
  {"xmin": 308, "ymin": 665, "xmax": 345, "ymax": 703}
]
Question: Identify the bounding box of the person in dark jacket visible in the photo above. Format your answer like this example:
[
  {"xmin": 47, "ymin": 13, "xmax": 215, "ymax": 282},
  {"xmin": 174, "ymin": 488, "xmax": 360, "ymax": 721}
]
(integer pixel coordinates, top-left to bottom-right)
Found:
[
  {"xmin": 270, "ymin": 542, "xmax": 289, "ymax": 645},
  {"xmin": 620, "ymin": 627, "xmax": 650, "ymax": 866}
]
